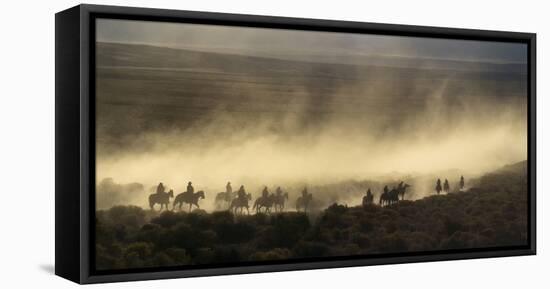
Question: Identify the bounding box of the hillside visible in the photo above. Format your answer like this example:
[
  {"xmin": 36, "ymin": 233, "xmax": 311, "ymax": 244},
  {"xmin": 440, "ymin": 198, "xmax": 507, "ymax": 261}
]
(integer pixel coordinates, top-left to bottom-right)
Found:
[{"xmin": 95, "ymin": 161, "xmax": 528, "ymax": 270}]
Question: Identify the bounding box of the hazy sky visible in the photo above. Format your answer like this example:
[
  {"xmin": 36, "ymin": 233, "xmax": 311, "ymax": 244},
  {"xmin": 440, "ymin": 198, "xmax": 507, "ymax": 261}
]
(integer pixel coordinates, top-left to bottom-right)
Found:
[{"xmin": 96, "ymin": 19, "xmax": 527, "ymax": 64}]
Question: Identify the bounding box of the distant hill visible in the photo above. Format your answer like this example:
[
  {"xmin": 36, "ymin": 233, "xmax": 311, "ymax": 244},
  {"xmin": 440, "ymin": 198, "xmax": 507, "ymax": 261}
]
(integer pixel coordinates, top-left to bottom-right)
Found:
[{"xmin": 495, "ymin": 160, "xmax": 528, "ymax": 175}]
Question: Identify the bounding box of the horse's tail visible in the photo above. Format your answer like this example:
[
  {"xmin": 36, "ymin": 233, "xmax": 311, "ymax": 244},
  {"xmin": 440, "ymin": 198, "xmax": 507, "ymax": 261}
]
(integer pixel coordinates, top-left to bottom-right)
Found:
[
  {"xmin": 253, "ymin": 199, "xmax": 259, "ymax": 210},
  {"xmin": 148, "ymin": 194, "xmax": 155, "ymax": 209}
]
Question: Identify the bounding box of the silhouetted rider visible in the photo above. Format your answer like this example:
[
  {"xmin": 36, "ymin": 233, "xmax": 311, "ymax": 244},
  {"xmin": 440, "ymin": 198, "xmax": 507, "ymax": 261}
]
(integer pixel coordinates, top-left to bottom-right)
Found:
[
  {"xmin": 185, "ymin": 181, "xmax": 194, "ymax": 197},
  {"xmin": 397, "ymin": 181, "xmax": 404, "ymax": 190},
  {"xmin": 156, "ymin": 182, "xmax": 165, "ymax": 195},
  {"xmin": 363, "ymin": 188, "xmax": 374, "ymax": 205},
  {"xmin": 302, "ymin": 187, "xmax": 308, "ymax": 197},
  {"xmin": 238, "ymin": 185, "xmax": 246, "ymax": 200},
  {"xmin": 436, "ymin": 179, "xmax": 442, "ymax": 195},
  {"xmin": 226, "ymin": 182, "xmax": 232, "ymax": 194}
]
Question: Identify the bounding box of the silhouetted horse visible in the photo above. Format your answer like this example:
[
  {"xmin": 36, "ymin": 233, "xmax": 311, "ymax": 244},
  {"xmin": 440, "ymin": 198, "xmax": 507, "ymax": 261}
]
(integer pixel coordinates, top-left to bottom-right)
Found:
[
  {"xmin": 379, "ymin": 188, "xmax": 399, "ymax": 206},
  {"xmin": 149, "ymin": 190, "xmax": 173, "ymax": 211},
  {"xmin": 229, "ymin": 193, "xmax": 252, "ymax": 215},
  {"xmin": 253, "ymin": 194, "xmax": 275, "ymax": 213},
  {"xmin": 173, "ymin": 190, "xmax": 205, "ymax": 212},
  {"xmin": 443, "ymin": 179, "xmax": 450, "ymax": 193},
  {"xmin": 398, "ymin": 183, "xmax": 411, "ymax": 200},
  {"xmin": 362, "ymin": 192, "xmax": 374, "ymax": 206},
  {"xmin": 296, "ymin": 193, "xmax": 313, "ymax": 213},
  {"xmin": 435, "ymin": 179, "xmax": 442, "ymax": 195},
  {"xmin": 379, "ymin": 183, "xmax": 410, "ymax": 206},
  {"xmin": 273, "ymin": 192, "xmax": 289, "ymax": 212}
]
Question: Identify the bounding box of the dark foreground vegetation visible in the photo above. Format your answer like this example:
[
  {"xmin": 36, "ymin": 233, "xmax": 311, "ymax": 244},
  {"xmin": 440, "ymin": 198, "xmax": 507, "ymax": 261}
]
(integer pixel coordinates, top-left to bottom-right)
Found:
[{"xmin": 96, "ymin": 162, "xmax": 527, "ymax": 270}]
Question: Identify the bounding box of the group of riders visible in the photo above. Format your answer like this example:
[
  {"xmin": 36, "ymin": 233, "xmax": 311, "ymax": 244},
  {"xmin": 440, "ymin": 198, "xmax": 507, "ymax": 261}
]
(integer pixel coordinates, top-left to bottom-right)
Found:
[
  {"xmin": 362, "ymin": 175, "xmax": 466, "ymax": 207},
  {"xmin": 217, "ymin": 183, "xmax": 313, "ymax": 214},
  {"xmin": 435, "ymin": 175, "xmax": 465, "ymax": 195},
  {"xmin": 362, "ymin": 181, "xmax": 411, "ymax": 207},
  {"xmin": 149, "ymin": 181, "xmax": 206, "ymax": 211},
  {"xmin": 149, "ymin": 175, "xmax": 466, "ymax": 212},
  {"xmin": 149, "ymin": 181, "xmax": 314, "ymax": 214}
]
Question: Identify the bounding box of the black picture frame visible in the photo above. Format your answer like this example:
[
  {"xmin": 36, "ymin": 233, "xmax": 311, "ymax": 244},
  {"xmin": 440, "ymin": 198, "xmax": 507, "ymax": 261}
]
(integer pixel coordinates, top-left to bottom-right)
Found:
[{"xmin": 55, "ymin": 4, "xmax": 537, "ymax": 284}]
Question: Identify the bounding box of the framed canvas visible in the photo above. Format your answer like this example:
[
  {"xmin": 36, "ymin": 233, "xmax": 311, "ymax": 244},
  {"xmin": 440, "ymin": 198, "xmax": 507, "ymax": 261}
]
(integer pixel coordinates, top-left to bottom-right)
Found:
[{"xmin": 55, "ymin": 4, "xmax": 536, "ymax": 284}]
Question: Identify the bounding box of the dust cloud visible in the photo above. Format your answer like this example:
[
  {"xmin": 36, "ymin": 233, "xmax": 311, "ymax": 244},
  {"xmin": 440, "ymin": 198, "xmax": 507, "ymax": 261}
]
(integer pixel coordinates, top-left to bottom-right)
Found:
[{"xmin": 95, "ymin": 20, "xmax": 527, "ymax": 211}]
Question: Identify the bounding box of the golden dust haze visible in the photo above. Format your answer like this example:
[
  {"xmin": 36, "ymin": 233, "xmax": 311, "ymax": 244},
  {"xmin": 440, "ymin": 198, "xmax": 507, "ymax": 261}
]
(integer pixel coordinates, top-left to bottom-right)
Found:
[{"xmin": 95, "ymin": 20, "xmax": 528, "ymax": 210}]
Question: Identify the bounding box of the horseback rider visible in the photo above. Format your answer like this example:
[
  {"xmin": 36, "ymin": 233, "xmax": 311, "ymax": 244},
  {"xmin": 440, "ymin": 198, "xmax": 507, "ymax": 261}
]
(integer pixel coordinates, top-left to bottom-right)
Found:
[
  {"xmin": 459, "ymin": 176, "xmax": 465, "ymax": 190},
  {"xmin": 383, "ymin": 185, "xmax": 389, "ymax": 195},
  {"xmin": 397, "ymin": 181, "xmax": 404, "ymax": 190},
  {"xmin": 185, "ymin": 181, "xmax": 194, "ymax": 198},
  {"xmin": 262, "ymin": 186, "xmax": 269, "ymax": 198},
  {"xmin": 302, "ymin": 187, "xmax": 308, "ymax": 197},
  {"xmin": 276, "ymin": 186, "xmax": 283, "ymax": 196},
  {"xmin": 443, "ymin": 179, "xmax": 450, "ymax": 192},
  {"xmin": 226, "ymin": 182, "xmax": 232, "ymax": 195},
  {"xmin": 363, "ymin": 188, "xmax": 374, "ymax": 206},
  {"xmin": 237, "ymin": 185, "xmax": 246, "ymax": 200},
  {"xmin": 436, "ymin": 179, "xmax": 442, "ymax": 194},
  {"xmin": 156, "ymin": 182, "xmax": 165, "ymax": 195}
]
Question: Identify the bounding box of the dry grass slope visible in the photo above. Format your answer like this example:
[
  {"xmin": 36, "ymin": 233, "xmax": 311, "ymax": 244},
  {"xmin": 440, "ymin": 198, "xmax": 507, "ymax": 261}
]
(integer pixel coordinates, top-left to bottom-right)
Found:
[{"xmin": 95, "ymin": 161, "xmax": 527, "ymax": 270}]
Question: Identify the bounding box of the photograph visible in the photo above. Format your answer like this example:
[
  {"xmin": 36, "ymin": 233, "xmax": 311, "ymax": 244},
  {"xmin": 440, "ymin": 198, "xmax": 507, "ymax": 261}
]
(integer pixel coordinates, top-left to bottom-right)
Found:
[{"xmin": 93, "ymin": 17, "xmax": 529, "ymax": 271}]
